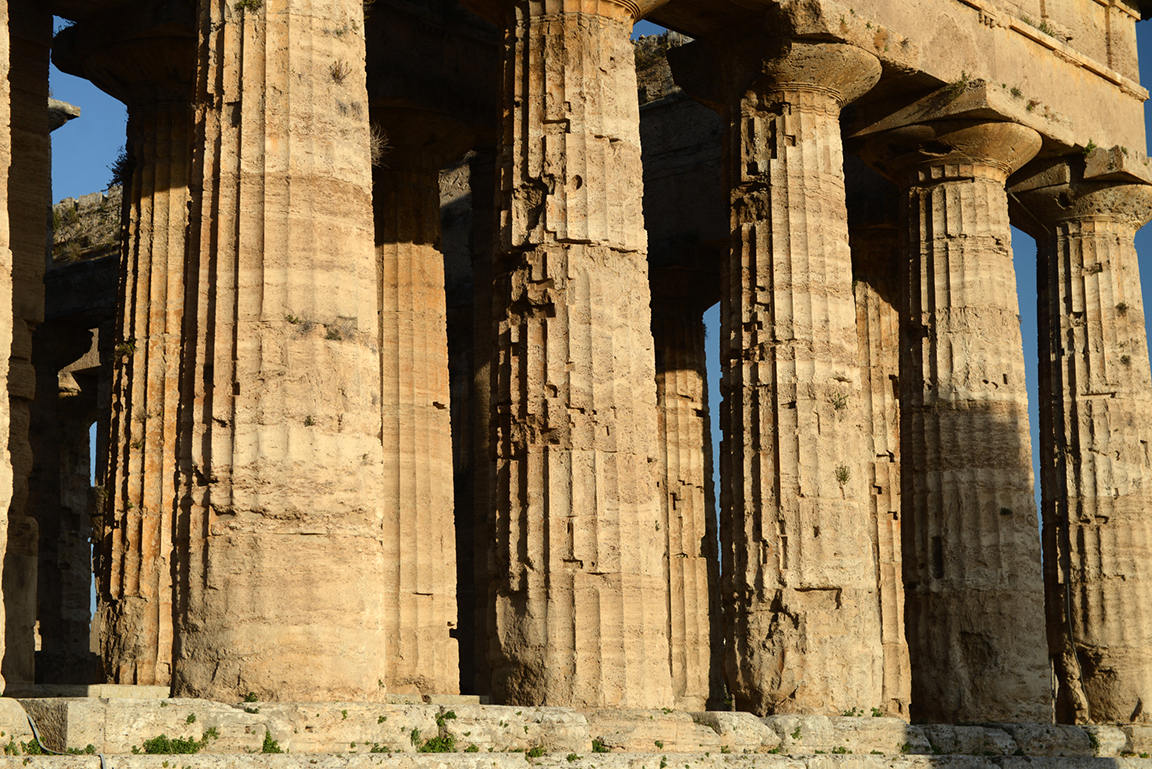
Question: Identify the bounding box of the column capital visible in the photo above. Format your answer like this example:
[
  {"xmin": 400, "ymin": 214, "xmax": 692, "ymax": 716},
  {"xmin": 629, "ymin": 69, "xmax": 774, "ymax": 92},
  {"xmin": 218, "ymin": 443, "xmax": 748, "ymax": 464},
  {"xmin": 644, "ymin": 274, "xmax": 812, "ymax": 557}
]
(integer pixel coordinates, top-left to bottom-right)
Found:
[
  {"xmin": 861, "ymin": 119, "xmax": 1041, "ymax": 185},
  {"xmin": 1013, "ymin": 159, "xmax": 1152, "ymax": 232},
  {"xmin": 670, "ymin": 37, "xmax": 880, "ymax": 113},
  {"xmin": 52, "ymin": 14, "xmax": 195, "ymax": 106}
]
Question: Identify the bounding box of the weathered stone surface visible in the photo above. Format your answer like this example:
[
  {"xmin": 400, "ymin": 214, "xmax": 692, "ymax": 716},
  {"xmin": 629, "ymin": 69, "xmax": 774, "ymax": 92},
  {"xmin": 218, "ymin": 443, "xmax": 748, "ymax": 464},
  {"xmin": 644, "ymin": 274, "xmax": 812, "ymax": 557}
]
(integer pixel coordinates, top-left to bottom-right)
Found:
[
  {"xmin": 0, "ymin": 0, "xmax": 13, "ymax": 697},
  {"xmin": 671, "ymin": 37, "xmax": 885, "ymax": 716},
  {"xmin": 764, "ymin": 716, "xmax": 917, "ymax": 756},
  {"xmin": 4, "ymin": 0, "xmax": 51, "ymax": 690},
  {"xmin": 1015, "ymin": 164, "xmax": 1152, "ymax": 726},
  {"xmin": 371, "ymin": 107, "xmax": 466, "ymax": 697},
  {"xmin": 485, "ymin": 0, "xmax": 671, "ymax": 708},
  {"xmin": 917, "ymin": 724, "xmax": 1017, "ymax": 757},
  {"xmin": 862, "ymin": 119, "xmax": 1049, "ymax": 723},
  {"xmin": 846, "ymin": 157, "xmax": 910, "ymax": 720},
  {"xmin": 172, "ymin": 0, "xmax": 387, "ymax": 701},
  {"xmin": 651, "ymin": 276, "xmax": 721, "ymax": 713}
]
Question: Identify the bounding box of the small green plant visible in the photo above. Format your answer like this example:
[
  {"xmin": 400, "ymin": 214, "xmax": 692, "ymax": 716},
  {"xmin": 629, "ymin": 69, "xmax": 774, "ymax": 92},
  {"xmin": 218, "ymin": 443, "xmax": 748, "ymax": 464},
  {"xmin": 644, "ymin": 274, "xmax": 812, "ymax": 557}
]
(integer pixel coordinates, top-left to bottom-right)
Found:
[
  {"xmin": 1141, "ymin": 752, "xmax": 1150, "ymax": 759},
  {"xmin": 1010, "ymin": 86, "xmax": 1023, "ymax": 98},
  {"xmin": 942, "ymin": 70, "xmax": 970, "ymax": 101},
  {"xmin": 654, "ymin": 740, "xmax": 664, "ymax": 749},
  {"xmin": 660, "ymin": 757, "xmax": 667, "ymax": 769},
  {"xmin": 262, "ymin": 732, "xmax": 283, "ymax": 754},
  {"xmin": 3, "ymin": 740, "xmax": 17, "ymax": 755},
  {"xmin": 720, "ymin": 746, "xmax": 731, "ymax": 754},
  {"xmin": 1084, "ymin": 139, "xmax": 1098, "ymax": 156},
  {"xmin": 871, "ymin": 750, "xmax": 883, "ymax": 755},
  {"xmin": 66, "ymin": 745, "xmax": 98, "ymax": 755},
  {"xmin": 204, "ymin": 727, "xmax": 219, "ymax": 741},
  {"xmin": 305, "ymin": 416, "xmax": 316, "ymax": 427},
  {"xmin": 871, "ymin": 707, "xmax": 883, "ymax": 717},
  {"xmin": 234, "ymin": 0, "xmax": 262, "ymax": 10},
  {"xmin": 244, "ymin": 706, "xmax": 260, "ymax": 714},
  {"xmin": 465, "ymin": 745, "xmax": 480, "ymax": 753},
  {"xmin": 791, "ymin": 727, "xmax": 802, "ymax": 740},
  {"xmin": 1038, "ymin": 20, "xmax": 1054, "ymax": 35},
  {"xmin": 330, "ymin": 61, "xmax": 352, "ymax": 83},
  {"xmin": 767, "ymin": 747, "xmax": 782, "ymax": 754},
  {"xmin": 836, "ymin": 465, "xmax": 851, "ymax": 485},
  {"xmin": 901, "ymin": 742, "xmax": 912, "ymax": 754},
  {"xmin": 1026, "ymin": 99, "xmax": 1039, "ymax": 112},
  {"xmin": 370, "ymin": 744, "xmax": 390, "ymax": 753},
  {"xmin": 186, "ymin": 714, "xmax": 196, "ymax": 724},
  {"xmin": 116, "ymin": 340, "xmax": 137, "ymax": 357},
  {"xmin": 1122, "ymin": 355, "xmax": 1132, "ymax": 366},
  {"xmin": 19, "ymin": 741, "xmax": 42, "ymax": 756},
  {"xmin": 326, "ymin": 329, "xmax": 343, "ymax": 341},
  {"xmin": 832, "ymin": 746, "xmax": 851, "ymax": 754},
  {"xmin": 244, "ymin": 692, "xmax": 258, "ymax": 702},
  {"xmin": 378, "ymin": 715, "xmax": 387, "ymax": 724},
  {"xmin": 418, "ymin": 735, "xmax": 456, "ymax": 753},
  {"xmin": 410, "ymin": 729, "xmax": 422, "ymax": 747},
  {"xmin": 842, "ymin": 708, "xmax": 863, "ymax": 717},
  {"xmin": 436, "ymin": 710, "xmax": 457, "ymax": 728},
  {"xmin": 661, "ymin": 707, "xmax": 673, "ymax": 715},
  {"xmin": 1089, "ymin": 262, "xmax": 1105, "ymax": 275},
  {"xmin": 341, "ymin": 709, "xmax": 348, "ymax": 720},
  {"xmin": 139, "ymin": 734, "xmax": 205, "ymax": 755},
  {"xmin": 592, "ymin": 738, "xmax": 609, "ymax": 754},
  {"xmin": 831, "ymin": 392, "xmax": 849, "ymax": 411},
  {"xmin": 286, "ymin": 314, "xmax": 301, "ymax": 325},
  {"xmin": 527, "ymin": 746, "xmax": 546, "ymax": 758},
  {"xmin": 567, "ymin": 754, "xmax": 580, "ymax": 762},
  {"xmin": 1117, "ymin": 302, "xmax": 1129, "ymax": 315}
]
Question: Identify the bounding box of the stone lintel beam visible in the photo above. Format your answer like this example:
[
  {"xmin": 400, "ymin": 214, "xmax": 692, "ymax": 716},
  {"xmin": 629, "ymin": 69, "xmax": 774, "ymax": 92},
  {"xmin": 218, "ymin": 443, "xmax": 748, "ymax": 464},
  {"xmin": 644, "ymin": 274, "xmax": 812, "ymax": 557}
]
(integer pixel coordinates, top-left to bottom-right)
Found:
[
  {"xmin": 370, "ymin": 103, "xmax": 472, "ymax": 697},
  {"xmin": 1013, "ymin": 160, "xmax": 1152, "ymax": 725},
  {"xmin": 861, "ymin": 119, "xmax": 1052, "ymax": 723},
  {"xmin": 673, "ymin": 35, "xmax": 889, "ymax": 716},
  {"xmin": 1082, "ymin": 145, "xmax": 1152, "ymax": 185}
]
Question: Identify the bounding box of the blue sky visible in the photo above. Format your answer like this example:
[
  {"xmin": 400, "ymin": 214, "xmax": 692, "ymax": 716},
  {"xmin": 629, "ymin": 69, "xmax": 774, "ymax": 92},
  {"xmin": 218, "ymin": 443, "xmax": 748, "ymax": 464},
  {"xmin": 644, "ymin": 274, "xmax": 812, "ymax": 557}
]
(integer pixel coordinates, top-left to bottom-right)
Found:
[{"xmin": 50, "ymin": 15, "xmax": 1152, "ymax": 514}]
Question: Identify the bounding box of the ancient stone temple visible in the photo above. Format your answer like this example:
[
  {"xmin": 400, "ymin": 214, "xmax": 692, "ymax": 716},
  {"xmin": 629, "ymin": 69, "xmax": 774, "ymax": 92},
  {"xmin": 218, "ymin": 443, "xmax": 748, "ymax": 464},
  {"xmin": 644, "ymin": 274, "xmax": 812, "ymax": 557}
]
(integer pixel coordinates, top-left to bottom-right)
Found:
[{"xmin": 0, "ymin": 0, "xmax": 1149, "ymax": 738}]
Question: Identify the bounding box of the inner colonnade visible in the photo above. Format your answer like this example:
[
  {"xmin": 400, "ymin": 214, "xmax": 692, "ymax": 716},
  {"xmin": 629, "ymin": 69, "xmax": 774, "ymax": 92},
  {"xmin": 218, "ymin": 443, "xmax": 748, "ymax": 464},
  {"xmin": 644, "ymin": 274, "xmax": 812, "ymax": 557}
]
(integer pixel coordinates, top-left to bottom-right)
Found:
[{"xmin": 4, "ymin": 0, "xmax": 1151, "ymax": 727}]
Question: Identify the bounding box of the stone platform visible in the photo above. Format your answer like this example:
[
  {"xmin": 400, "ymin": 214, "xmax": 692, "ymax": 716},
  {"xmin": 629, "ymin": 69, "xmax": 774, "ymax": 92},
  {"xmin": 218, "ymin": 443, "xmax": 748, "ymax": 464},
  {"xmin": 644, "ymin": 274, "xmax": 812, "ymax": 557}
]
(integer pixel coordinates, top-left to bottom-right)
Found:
[{"xmin": 0, "ymin": 697, "xmax": 1146, "ymax": 767}]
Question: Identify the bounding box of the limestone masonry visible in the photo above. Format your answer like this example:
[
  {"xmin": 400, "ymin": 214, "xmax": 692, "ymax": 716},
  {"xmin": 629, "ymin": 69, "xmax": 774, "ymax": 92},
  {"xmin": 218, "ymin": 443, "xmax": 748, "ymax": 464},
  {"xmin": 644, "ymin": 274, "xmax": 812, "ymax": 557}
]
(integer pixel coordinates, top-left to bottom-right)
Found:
[{"xmin": 0, "ymin": 0, "xmax": 1149, "ymax": 752}]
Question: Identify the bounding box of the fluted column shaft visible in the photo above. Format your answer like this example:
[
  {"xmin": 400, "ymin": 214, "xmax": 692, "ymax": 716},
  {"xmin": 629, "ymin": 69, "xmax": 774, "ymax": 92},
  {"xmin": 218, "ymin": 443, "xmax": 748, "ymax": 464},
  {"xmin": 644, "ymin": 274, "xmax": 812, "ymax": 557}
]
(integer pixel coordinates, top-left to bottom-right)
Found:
[
  {"xmin": 675, "ymin": 39, "xmax": 884, "ymax": 715},
  {"xmin": 100, "ymin": 100, "xmax": 191, "ymax": 686},
  {"xmin": 867, "ymin": 120, "xmax": 1049, "ymax": 722},
  {"xmin": 848, "ymin": 201, "xmax": 911, "ymax": 718},
  {"xmin": 0, "ymin": 0, "xmax": 14, "ymax": 694},
  {"xmin": 1021, "ymin": 175, "xmax": 1152, "ymax": 724},
  {"xmin": 373, "ymin": 124, "xmax": 460, "ymax": 696},
  {"xmin": 487, "ymin": 0, "xmax": 671, "ymax": 707},
  {"xmin": 651, "ymin": 293, "xmax": 720, "ymax": 711},
  {"xmin": 174, "ymin": 0, "xmax": 386, "ymax": 701}
]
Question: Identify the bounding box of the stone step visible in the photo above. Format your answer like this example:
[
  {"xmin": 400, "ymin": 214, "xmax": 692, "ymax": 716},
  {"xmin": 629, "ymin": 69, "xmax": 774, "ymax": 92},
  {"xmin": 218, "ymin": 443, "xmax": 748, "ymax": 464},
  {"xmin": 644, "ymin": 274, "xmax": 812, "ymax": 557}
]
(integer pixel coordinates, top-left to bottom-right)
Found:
[
  {"xmin": 0, "ymin": 753, "xmax": 1146, "ymax": 768},
  {"xmin": 5, "ymin": 698, "xmax": 1152, "ymax": 762}
]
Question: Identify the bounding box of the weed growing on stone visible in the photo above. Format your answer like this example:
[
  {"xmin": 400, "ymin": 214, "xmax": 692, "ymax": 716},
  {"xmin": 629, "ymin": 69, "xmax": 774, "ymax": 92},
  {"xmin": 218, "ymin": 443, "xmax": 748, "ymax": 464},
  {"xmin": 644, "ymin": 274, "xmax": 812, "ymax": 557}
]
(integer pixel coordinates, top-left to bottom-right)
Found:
[
  {"xmin": 791, "ymin": 728, "xmax": 802, "ymax": 741},
  {"xmin": 234, "ymin": 0, "xmax": 262, "ymax": 10},
  {"xmin": 942, "ymin": 71, "xmax": 970, "ymax": 101},
  {"xmin": 871, "ymin": 708, "xmax": 883, "ymax": 717},
  {"xmin": 901, "ymin": 743, "xmax": 912, "ymax": 754},
  {"xmin": 767, "ymin": 747, "xmax": 781, "ymax": 755},
  {"xmin": 592, "ymin": 739, "xmax": 609, "ymax": 754},
  {"xmin": 370, "ymin": 744, "xmax": 390, "ymax": 753},
  {"xmin": 1122, "ymin": 355, "xmax": 1132, "ymax": 366},
  {"xmin": 244, "ymin": 707, "xmax": 260, "ymax": 714},
  {"xmin": 1117, "ymin": 302, "xmax": 1129, "ymax": 315},
  {"xmin": 330, "ymin": 61, "xmax": 352, "ymax": 84},
  {"xmin": 305, "ymin": 416, "xmax": 316, "ymax": 427},
  {"xmin": 832, "ymin": 747, "xmax": 851, "ymax": 754},
  {"xmin": 842, "ymin": 708, "xmax": 864, "ymax": 717},
  {"xmin": 243, "ymin": 693, "xmax": 258, "ymax": 703},
  {"xmin": 654, "ymin": 740, "xmax": 664, "ymax": 749},
  {"xmin": 418, "ymin": 735, "xmax": 456, "ymax": 753},
  {"xmin": 66, "ymin": 745, "xmax": 97, "ymax": 755},
  {"xmin": 262, "ymin": 732, "xmax": 282, "ymax": 754},
  {"xmin": 378, "ymin": 715, "xmax": 387, "ymax": 724},
  {"xmin": 527, "ymin": 746, "xmax": 546, "ymax": 758},
  {"xmin": 466, "ymin": 745, "xmax": 480, "ymax": 753},
  {"xmin": 720, "ymin": 746, "xmax": 731, "ymax": 754},
  {"xmin": 1084, "ymin": 139, "xmax": 1098, "ymax": 156},
  {"xmin": 567, "ymin": 754, "xmax": 580, "ymax": 762},
  {"xmin": 341, "ymin": 710, "xmax": 348, "ymax": 720},
  {"xmin": 410, "ymin": 729, "xmax": 422, "ymax": 747},
  {"xmin": 836, "ymin": 465, "xmax": 851, "ymax": 485},
  {"xmin": 660, "ymin": 757, "xmax": 667, "ymax": 769},
  {"xmin": 186, "ymin": 714, "xmax": 196, "ymax": 724},
  {"xmin": 286, "ymin": 314, "xmax": 301, "ymax": 325},
  {"xmin": 135, "ymin": 734, "xmax": 205, "ymax": 755}
]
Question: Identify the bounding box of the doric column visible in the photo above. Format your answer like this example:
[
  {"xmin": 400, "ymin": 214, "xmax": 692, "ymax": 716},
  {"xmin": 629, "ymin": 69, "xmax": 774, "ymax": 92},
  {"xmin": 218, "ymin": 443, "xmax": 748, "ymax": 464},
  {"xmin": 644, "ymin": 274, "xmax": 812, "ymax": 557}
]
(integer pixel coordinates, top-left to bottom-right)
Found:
[
  {"xmin": 672, "ymin": 36, "xmax": 885, "ymax": 716},
  {"xmin": 372, "ymin": 106, "xmax": 472, "ymax": 696},
  {"xmin": 863, "ymin": 120, "xmax": 1049, "ymax": 722},
  {"xmin": 650, "ymin": 266, "xmax": 721, "ymax": 712},
  {"xmin": 1017, "ymin": 165, "xmax": 1152, "ymax": 724},
  {"xmin": 477, "ymin": 0, "xmax": 672, "ymax": 708},
  {"xmin": 173, "ymin": 0, "xmax": 386, "ymax": 701},
  {"xmin": 845, "ymin": 157, "xmax": 911, "ymax": 718},
  {"xmin": 53, "ymin": 15, "xmax": 196, "ymax": 687},
  {"xmin": 0, "ymin": 0, "xmax": 12, "ymax": 693},
  {"xmin": 4, "ymin": 0, "xmax": 50, "ymax": 688}
]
